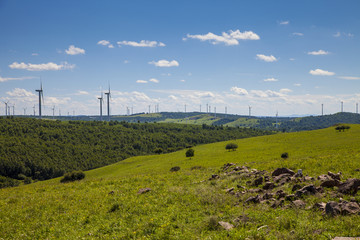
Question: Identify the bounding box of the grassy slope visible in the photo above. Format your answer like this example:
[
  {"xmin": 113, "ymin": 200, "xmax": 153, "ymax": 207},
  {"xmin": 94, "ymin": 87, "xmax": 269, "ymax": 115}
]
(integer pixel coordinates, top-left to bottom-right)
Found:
[{"xmin": 1, "ymin": 125, "xmax": 360, "ymax": 239}]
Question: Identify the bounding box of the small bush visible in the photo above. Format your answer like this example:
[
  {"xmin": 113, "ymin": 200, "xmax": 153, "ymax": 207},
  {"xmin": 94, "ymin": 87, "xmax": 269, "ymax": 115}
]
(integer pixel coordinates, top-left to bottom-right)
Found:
[
  {"xmin": 154, "ymin": 148, "xmax": 163, "ymax": 154},
  {"xmin": 60, "ymin": 170, "xmax": 85, "ymax": 183},
  {"xmin": 170, "ymin": 166, "xmax": 180, "ymax": 172},
  {"xmin": 225, "ymin": 143, "xmax": 238, "ymax": 151},
  {"xmin": 281, "ymin": 152, "xmax": 289, "ymax": 159},
  {"xmin": 335, "ymin": 125, "xmax": 350, "ymax": 132},
  {"xmin": 0, "ymin": 176, "xmax": 20, "ymax": 189},
  {"xmin": 23, "ymin": 177, "xmax": 32, "ymax": 184},
  {"xmin": 186, "ymin": 148, "xmax": 195, "ymax": 159}
]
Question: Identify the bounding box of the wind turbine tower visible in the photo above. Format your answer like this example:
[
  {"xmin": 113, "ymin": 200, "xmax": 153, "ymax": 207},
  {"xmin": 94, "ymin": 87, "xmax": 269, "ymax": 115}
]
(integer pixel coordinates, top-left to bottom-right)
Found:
[
  {"xmin": 3, "ymin": 101, "xmax": 9, "ymax": 116},
  {"xmin": 357, "ymin": 103, "xmax": 359, "ymax": 114},
  {"xmin": 51, "ymin": 106, "xmax": 55, "ymax": 119},
  {"xmin": 206, "ymin": 103, "xmax": 208, "ymax": 113},
  {"xmin": 341, "ymin": 101, "xmax": 343, "ymax": 112},
  {"xmin": 200, "ymin": 105, "xmax": 201, "ymax": 112},
  {"xmin": 33, "ymin": 105, "xmax": 36, "ymax": 116},
  {"xmin": 98, "ymin": 91, "xmax": 104, "ymax": 121},
  {"xmin": 12, "ymin": 104, "xmax": 15, "ymax": 116},
  {"xmin": 321, "ymin": 104, "xmax": 324, "ymax": 116},
  {"xmin": 23, "ymin": 107, "xmax": 26, "ymax": 116},
  {"xmin": 184, "ymin": 104, "xmax": 186, "ymax": 113},
  {"xmin": 104, "ymin": 86, "xmax": 111, "ymax": 121},
  {"xmin": 276, "ymin": 111, "xmax": 279, "ymax": 129},
  {"xmin": 249, "ymin": 106, "xmax": 252, "ymax": 117},
  {"xmin": 35, "ymin": 83, "xmax": 44, "ymax": 119}
]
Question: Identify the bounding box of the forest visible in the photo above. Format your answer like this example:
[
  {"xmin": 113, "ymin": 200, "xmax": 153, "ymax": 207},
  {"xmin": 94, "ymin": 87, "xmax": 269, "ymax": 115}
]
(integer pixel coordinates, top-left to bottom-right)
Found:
[{"xmin": 0, "ymin": 117, "xmax": 272, "ymax": 184}]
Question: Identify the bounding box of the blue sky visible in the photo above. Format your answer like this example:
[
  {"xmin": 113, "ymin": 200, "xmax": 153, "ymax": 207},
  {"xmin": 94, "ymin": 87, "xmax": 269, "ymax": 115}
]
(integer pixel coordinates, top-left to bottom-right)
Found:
[{"xmin": 1, "ymin": 0, "xmax": 360, "ymax": 116}]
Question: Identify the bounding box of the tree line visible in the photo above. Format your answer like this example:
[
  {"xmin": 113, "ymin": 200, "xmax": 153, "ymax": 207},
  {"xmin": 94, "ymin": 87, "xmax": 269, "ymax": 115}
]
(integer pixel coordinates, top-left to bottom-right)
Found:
[{"xmin": 0, "ymin": 117, "xmax": 273, "ymax": 183}]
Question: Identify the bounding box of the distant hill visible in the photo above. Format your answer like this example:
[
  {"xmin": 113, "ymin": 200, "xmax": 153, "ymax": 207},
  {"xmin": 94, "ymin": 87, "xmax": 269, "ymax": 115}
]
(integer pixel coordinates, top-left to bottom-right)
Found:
[{"xmin": 38, "ymin": 111, "xmax": 360, "ymax": 132}]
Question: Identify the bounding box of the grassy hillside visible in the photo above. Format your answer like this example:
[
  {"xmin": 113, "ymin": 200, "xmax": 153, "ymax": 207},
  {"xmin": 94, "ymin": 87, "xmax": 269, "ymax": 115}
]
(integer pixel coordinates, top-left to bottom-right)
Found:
[
  {"xmin": 1, "ymin": 125, "xmax": 360, "ymax": 239},
  {"xmin": 0, "ymin": 117, "xmax": 271, "ymax": 181}
]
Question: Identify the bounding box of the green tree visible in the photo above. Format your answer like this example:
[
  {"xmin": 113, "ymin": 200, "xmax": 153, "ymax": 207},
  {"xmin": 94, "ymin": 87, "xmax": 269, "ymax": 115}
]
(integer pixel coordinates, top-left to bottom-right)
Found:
[
  {"xmin": 186, "ymin": 148, "xmax": 194, "ymax": 159},
  {"xmin": 225, "ymin": 143, "xmax": 238, "ymax": 151}
]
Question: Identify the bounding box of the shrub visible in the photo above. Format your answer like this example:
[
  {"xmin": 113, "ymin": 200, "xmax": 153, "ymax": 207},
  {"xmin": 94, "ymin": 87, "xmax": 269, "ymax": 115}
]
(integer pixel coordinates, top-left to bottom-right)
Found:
[
  {"xmin": 225, "ymin": 143, "xmax": 238, "ymax": 151},
  {"xmin": 60, "ymin": 170, "xmax": 85, "ymax": 183},
  {"xmin": 24, "ymin": 177, "xmax": 32, "ymax": 184},
  {"xmin": 109, "ymin": 203, "xmax": 120, "ymax": 212},
  {"xmin": 154, "ymin": 148, "xmax": 163, "ymax": 154},
  {"xmin": 170, "ymin": 166, "xmax": 180, "ymax": 172},
  {"xmin": 0, "ymin": 176, "xmax": 20, "ymax": 189},
  {"xmin": 335, "ymin": 125, "xmax": 350, "ymax": 132},
  {"xmin": 186, "ymin": 148, "xmax": 195, "ymax": 159},
  {"xmin": 281, "ymin": 152, "xmax": 289, "ymax": 159}
]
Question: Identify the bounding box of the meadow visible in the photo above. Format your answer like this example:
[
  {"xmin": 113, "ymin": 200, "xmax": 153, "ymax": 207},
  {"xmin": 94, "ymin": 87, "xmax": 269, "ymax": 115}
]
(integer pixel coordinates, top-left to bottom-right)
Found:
[{"xmin": 1, "ymin": 125, "xmax": 360, "ymax": 239}]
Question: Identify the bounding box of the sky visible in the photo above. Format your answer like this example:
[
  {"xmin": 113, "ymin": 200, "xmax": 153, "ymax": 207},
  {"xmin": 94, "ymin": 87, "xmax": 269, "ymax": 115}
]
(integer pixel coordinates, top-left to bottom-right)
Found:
[{"xmin": 0, "ymin": 0, "xmax": 360, "ymax": 117}]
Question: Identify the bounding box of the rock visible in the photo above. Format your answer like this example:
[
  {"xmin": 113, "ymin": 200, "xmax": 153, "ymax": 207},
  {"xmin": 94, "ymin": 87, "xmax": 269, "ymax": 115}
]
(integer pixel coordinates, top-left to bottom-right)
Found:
[
  {"xmin": 325, "ymin": 201, "xmax": 341, "ymax": 216},
  {"xmin": 138, "ymin": 188, "xmax": 152, "ymax": 194},
  {"xmin": 272, "ymin": 168, "xmax": 295, "ymax": 177},
  {"xmin": 318, "ymin": 174, "xmax": 331, "ymax": 181},
  {"xmin": 313, "ymin": 202, "xmax": 326, "ymax": 211},
  {"xmin": 276, "ymin": 190, "xmax": 286, "ymax": 199},
  {"xmin": 209, "ymin": 174, "xmax": 219, "ymax": 180},
  {"xmin": 338, "ymin": 178, "xmax": 360, "ymax": 195},
  {"xmin": 263, "ymin": 182, "xmax": 276, "ymax": 190},
  {"xmin": 292, "ymin": 200, "xmax": 306, "ymax": 208},
  {"xmin": 218, "ymin": 221, "xmax": 234, "ymax": 230},
  {"xmin": 295, "ymin": 185, "xmax": 317, "ymax": 198},
  {"xmin": 225, "ymin": 187, "xmax": 235, "ymax": 194},
  {"xmin": 264, "ymin": 176, "xmax": 270, "ymax": 182},
  {"xmin": 292, "ymin": 184, "xmax": 302, "ymax": 192},
  {"xmin": 248, "ymin": 188, "xmax": 263, "ymax": 193},
  {"xmin": 328, "ymin": 171, "xmax": 341, "ymax": 181},
  {"xmin": 294, "ymin": 169, "xmax": 303, "ymax": 178},
  {"xmin": 108, "ymin": 190, "xmax": 115, "ymax": 195},
  {"xmin": 340, "ymin": 202, "xmax": 360, "ymax": 215},
  {"xmin": 262, "ymin": 192, "xmax": 274, "ymax": 200},
  {"xmin": 245, "ymin": 195, "xmax": 260, "ymax": 204},
  {"xmin": 237, "ymin": 185, "xmax": 245, "ymax": 189},
  {"xmin": 270, "ymin": 199, "xmax": 284, "ymax": 208},
  {"xmin": 285, "ymin": 194, "xmax": 296, "ymax": 201},
  {"xmin": 304, "ymin": 176, "xmax": 314, "ymax": 181},
  {"xmin": 253, "ymin": 177, "xmax": 263, "ymax": 186},
  {"xmin": 170, "ymin": 166, "xmax": 180, "ymax": 172},
  {"xmin": 222, "ymin": 163, "xmax": 236, "ymax": 172},
  {"xmin": 320, "ymin": 179, "xmax": 340, "ymax": 188},
  {"xmin": 273, "ymin": 173, "xmax": 292, "ymax": 183}
]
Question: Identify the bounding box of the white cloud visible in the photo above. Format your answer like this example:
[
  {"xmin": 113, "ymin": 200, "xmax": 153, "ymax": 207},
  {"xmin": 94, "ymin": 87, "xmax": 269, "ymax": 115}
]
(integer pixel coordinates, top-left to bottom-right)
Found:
[
  {"xmin": 124, "ymin": 60, "xmax": 129, "ymax": 64},
  {"xmin": 169, "ymin": 95, "xmax": 178, "ymax": 100},
  {"xmin": 65, "ymin": 45, "xmax": 85, "ymax": 55},
  {"xmin": 294, "ymin": 83, "xmax": 301, "ymax": 87},
  {"xmin": 293, "ymin": 32, "xmax": 303, "ymax": 36},
  {"xmin": 338, "ymin": 76, "xmax": 360, "ymax": 80},
  {"xmin": 280, "ymin": 88, "xmax": 292, "ymax": 94},
  {"xmin": 117, "ymin": 40, "xmax": 165, "ymax": 47},
  {"xmin": 289, "ymin": 58, "xmax": 295, "ymax": 61},
  {"xmin": 46, "ymin": 97, "xmax": 71, "ymax": 105},
  {"xmin": 185, "ymin": 29, "xmax": 260, "ymax": 45},
  {"xmin": 256, "ymin": 54, "xmax": 277, "ymax": 62},
  {"xmin": 230, "ymin": 87, "xmax": 248, "ymax": 95},
  {"xmin": 149, "ymin": 60, "xmax": 179, "ymax": 67},
  {"xmin": 76, "ymin": 90, "xmax": 89, "ymax": 95},
  {"xmin": 309, "ymin": 69, "xmax": 335, "ymax": 76},
  {"xmin": 251, "ymin": 90, "xmax": 285, "ymax": 98},
  {"xmin": 264, "ymin": 77, "xmax": 278, "ymax": 82},
  {"xmin": 0, "ymin": 75, "xmax": 35, "ymax": 82},
  {"xmin": 32, "ymin": 53, "xmax": 39, "ymax": 56},
  {"xmin": 307, "ymin": 50, "xmax": 329, "ymax": 55},
  {"xmin": 9, "ymin": 62, "xmax": 75, "ymax": 71},
  {"xmin": 149, "ymin": 78, "xmax": 159, "ymax": 83},
  {"xmin": 136, "ymin": 80, "xmax": 148, "ymax": 84},
  {"xmin": 279, "ymin": 21, "xmax": 289, "ymax": 25},
  {"xmin": 180, "ymin": 80, "xmax": 186, "ymax": 82},
  {"xmin": 334, "ymin": 32, "xmax": 341, "ymax": 37},
  {"xmin": 97, "ymin": 40, "xmax": 114, "ymax": 48},
  {"xmin": 6, "ymin": 88, "xmax": 35, "ymax": 97}
]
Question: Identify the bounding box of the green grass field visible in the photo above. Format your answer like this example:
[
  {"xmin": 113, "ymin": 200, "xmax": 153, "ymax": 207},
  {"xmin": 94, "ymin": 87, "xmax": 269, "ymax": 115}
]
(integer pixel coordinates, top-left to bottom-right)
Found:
[{"xmin": 1, "ymin": 125, "xmax": 360, "ymax": 239}]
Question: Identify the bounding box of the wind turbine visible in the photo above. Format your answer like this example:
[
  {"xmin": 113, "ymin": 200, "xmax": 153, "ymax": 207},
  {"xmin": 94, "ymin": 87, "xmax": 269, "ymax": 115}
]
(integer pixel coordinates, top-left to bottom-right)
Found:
[
  {"xmin": 98, "ymin": 90, "xmax": 104, "ymax": 121},
  {"xmin": 23, "ymin": 107, "xmax": 27, "ymax": 116},
  {"xmin": 33, "ymin": 105, "xmax": 36, "ymax": 116},
  {"xmin": 35, "ymin": 82, "xmax": 44, "ymax": 119},
  {"xmin": 51, "ymin": 106, "xmax": 55, "ymax": 119},
  {"xmin": 3, "ymin": 101, "xmax": 9, "ymax": 116},
  {"xmin": 12, "ymin": 104, "xmax": 15, "ymax": 116},
  {"xmin": 104, "ymin": 85, "xmax": 111, "ymax": 121},
  {"xmin": 248, "ymin": 106, "xmax": 252, "ymax": 117}
]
